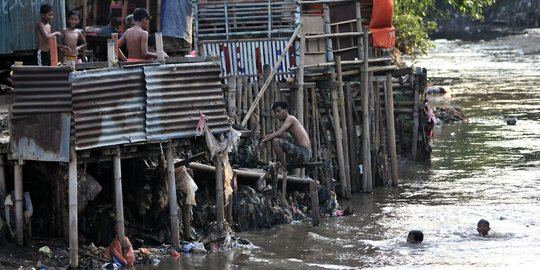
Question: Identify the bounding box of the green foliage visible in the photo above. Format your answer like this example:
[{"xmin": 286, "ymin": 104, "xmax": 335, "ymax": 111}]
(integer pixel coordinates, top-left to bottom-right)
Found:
[{"xmin": 394, "ymin": 0, "xmax": 495, "ymax": 56}]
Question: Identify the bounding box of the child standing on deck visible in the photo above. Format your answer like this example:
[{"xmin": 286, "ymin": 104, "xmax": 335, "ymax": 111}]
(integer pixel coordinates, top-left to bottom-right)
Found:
[
  {"xmin": 61, "ymin": 10, "xmax": 87, "ymax": 66},
  {"xmin": 35, "ymin": 4, "xmax": 63, "ymax": 66},
  {"xmin": 118, "ymin": 8, "xmax": 167, "ymax": 62}
]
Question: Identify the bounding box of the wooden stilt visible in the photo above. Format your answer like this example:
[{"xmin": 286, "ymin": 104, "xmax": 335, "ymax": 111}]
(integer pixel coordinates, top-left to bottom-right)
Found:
[
  {"xmin": 310, "ymin": 180, "xmax": 320, "ymax": 226},
  {"xmin": 182, "ymin": 204, "xmax": 192, "ymax": 241},
  {"xmin": 68, "ymin": 147, "xmax": 78, "ymax": 268},
  {"xmin": 14, "ymin": 161, "xmax": 23, "ymax": 246},
  {"xmin": 214, "ymin": 155, "xmax": 225, "ymax": 222},
  {"xmin": 236, "ymin": 76, "xmax": 243, "ymax": 123},
  {"xmin": 297, "ymin": 23, "xmax": 305, "ymax": 127},
  {"xmin": 281, "ymin": 171, "xmax": 288, "ymax": 205},
  {"xmin": 331, "ymin": 71, "xmax": 350, "ymax": 199},
  {"xmin": 165, "ymin": 142, "xmax": 180, "ymax": 249},
  {"xmin": 345, "ymin": 83, "xmax": 360, "ymax": 192},
  {"xmin": 411, "ymin": 74, "xmax": 420, "ymax": 160},
  {"xmin": 336, "ymin": 56, "xmax": 352, "ymax": 196},
  {"xmin": 0, "ymin": 154, "xmax": 5, "ymax": 196},
  {"xmin": 361, "ymin": 27, "xmax": 372, "ymax": 192},
  {"xmin": 113, "ymin": 148, "xmax": 125, "ymax": 245},
  {"xmin": 386, "ymin": 73, "xmax": 399, "ymax": 186}
]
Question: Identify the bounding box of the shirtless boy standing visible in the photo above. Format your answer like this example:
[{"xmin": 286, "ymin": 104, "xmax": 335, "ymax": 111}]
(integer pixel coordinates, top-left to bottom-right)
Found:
[
  {"xmin": 35, "ymin": 4, "xmax": 63, "ymax": 66},
  {"xmin": 118, "ymin": 8, "xmax": 166, "ymax": 62},
  {"xmin": 61, "ymin": 10, "xmax": 87, "ymax": 65},
  {"xmin": 260, "ymin": 101, "xmax": 312, "ymax": 171}
]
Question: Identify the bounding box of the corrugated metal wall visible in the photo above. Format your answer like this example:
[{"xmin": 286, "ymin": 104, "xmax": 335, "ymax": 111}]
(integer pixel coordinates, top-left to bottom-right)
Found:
[
  {"xmin": 71, "ymin": 67, "xmax": 147, "ymax": 150},
  {"xmin": 10, "ymin": 62, "xmax": 231, "ymax": 155},
  {"xmin": 0, "ymin": 0, "xmax": 66, "ymax": 55},
  {"xmin": 202, "ymin": 39, "xmax": 295, "ymax": 80},
  {"xmin": 144, "ymin": 62, "xmax": 229, "ymax": 141},
  {"xmin": 11, "ymin": 66, "xmax": 72, "ymax": 117}
]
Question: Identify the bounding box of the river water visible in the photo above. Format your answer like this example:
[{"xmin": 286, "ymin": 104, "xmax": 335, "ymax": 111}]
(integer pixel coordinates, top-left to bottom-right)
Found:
[{"xmin": 144, "ymin": 30, "xmax": 540, "ymax": 269}]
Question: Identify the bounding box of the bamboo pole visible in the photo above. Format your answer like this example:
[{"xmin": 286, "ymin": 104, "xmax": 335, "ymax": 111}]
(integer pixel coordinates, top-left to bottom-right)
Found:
[
  {"xmin": 214, "ymin": 155, "xmax": 225, "ymax": 222},
  {"xmin": 236, "ymin": 76, "xmax": 243, "ymax": 123},
  {"xmin": 227, "ymin": 77, "xmax": 237, "ymax": 121},
  {"xmin": 336, "ymin": 56, "xmax": 352, "ymax": 196},
  {"xmin": 385, "ymin": 73, "xmax": 399, "ymax": 186},
  {"xmin": 309, "ymin": 180, "xmax": 320, "ymax": 226},
  {"xmin": 242, "ymin": 24, "xmax": 302, "ymax": 127},
  {"xmin": 122, "ymin": 0, "xmax": 129, "ymax": 22},
  {"xmin": 113, "ymin": 148, "xmax": 125, "ymax": 246},
  {"xmin": 281, "ymin": 171, "xmax": 288, "ymax": 205},
  {"xmin": 297, "ymin": 22, "xmax": 305, "ymax": 126},
  {"xmin": 355, "ymin": 0, "xmax": 363, "ymax": 60},
  {"xmin": 146, "ymin": 0, "xmax": 150, "ymax": 11},
  {"xmin": 82, "ymin": 0, "xmax": 88, "ymax": 34},
  {"xmin": 361, "ymin": 27, "xmax": 372, "ymax": 192},
  {"xmin": 331, "ymin": 71, "xmax": 349, "ymax": 199},
  {"xmin": 182, "ymin": 204, "xmax": 192, "ymax": 240},
  {"xmin": 68, "ymin": 147, "xmax": 78, "ymax": 268},
  {"xmin": 157, "ymin": 0, "xmax": 162, "ymax": 32},
  {"xmin": 345, "ymin": 83, "xmax": 360, "ymax": 192},
  {"xmin": 165, "ymin": 142, "xmax": 180, "ymax": 249},
  {"xmin": 14, "ymin": 161, "xmax": 23, "ymax": 246},
  {"xmin": 155, "ymin": 32, "xmax": 165, "ymax": 62},
  {"xmin": 411, "ymin": 73, "xmax": 420, "ymax": 160},
  {"xmin": 49, "ymin": 37, "xmax": 58, "ymax": 66},
  {"xmin": 112, "ymin": 33, "xmax": 119, "ymax": 61},
  {"xmin": 0, "ymin": 155, "xmax": 5, "ymax": 196},
  {"xmin": 92, "ymin": 0, "xmax": 98, "ymax": 25}
]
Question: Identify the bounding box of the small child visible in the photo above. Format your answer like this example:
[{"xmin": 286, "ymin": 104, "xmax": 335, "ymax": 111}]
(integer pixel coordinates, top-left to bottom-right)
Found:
[
  {"xmin": 407, "ymin": 230, "xmax": 424, "ymax": 244},
  {"xmin": 35, "ymin": 4, "xmax": 63, "ymax": 66},
  {"xmin": 477, "ymin": 219, "xmax": 490, "ymax": 236},
  {"xmin": 61, "ymin": 10, "xmax": 87, "ymax": 65}
]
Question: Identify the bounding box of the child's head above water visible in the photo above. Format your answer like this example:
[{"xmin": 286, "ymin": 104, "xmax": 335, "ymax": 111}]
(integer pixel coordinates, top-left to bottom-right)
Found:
[
  {"xmin": 477, "ymin": 219, "xmax": 490, "ymax": 236},
  {"xmin": 407, "ymin": 230, "xmax": 424, "ymax": 244}
]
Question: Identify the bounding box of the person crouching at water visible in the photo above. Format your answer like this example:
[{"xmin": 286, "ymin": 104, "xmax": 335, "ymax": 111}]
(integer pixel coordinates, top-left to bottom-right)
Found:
[
  {"xmin": 407, "ymin": 230, "xmax": 424, "ymax": 244},
  {"xmin": 477, "ymin": 219, "xmax": 490, "ymax": 236}
]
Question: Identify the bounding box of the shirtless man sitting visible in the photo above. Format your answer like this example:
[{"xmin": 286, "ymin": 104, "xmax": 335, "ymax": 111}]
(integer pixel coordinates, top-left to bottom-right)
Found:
[
  {"xmin": 118, "ymin": 8, "xmax": 166, "ymax": 62},
  {"xmin": 260, "ymin": 101, "xmax": 312, "ymax": 171}
]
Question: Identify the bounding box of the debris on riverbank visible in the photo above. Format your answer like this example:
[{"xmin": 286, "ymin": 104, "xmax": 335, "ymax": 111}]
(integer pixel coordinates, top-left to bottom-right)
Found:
[{"xmin": 434, "ymin": 106, "xmax": 466, "ymax": 123}]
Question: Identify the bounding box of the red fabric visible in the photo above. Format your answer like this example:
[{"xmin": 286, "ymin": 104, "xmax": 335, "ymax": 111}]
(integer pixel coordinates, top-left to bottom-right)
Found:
[
  {"xmin": 108, "ymin": 236, "xmax": 134, "ymax": 266},
  {"xmin": 370, "ymin": 27, "xmax": 396, "ymax": 48},
  {"xmin": 369, "ymin": 0, "xmax": 395, "ymax": 48}
]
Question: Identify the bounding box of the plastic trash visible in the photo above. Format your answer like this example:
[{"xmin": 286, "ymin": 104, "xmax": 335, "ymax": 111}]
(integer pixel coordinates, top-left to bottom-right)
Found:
[{"xmin": 38, "ymin": 246, "xmax": 53, "ymax": 259}]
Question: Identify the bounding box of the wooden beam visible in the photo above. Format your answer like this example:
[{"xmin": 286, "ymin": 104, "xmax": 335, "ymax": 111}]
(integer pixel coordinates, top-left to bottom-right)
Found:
[
  {"xmin": 165, "ymin": 142, "xmax": 180, "ymax": 249},
  {"xmin": 113, "ymin": 148, "xmax": 126, "ymax": 247},
  {"xmin": 68, "ymin": 147, "xmax": 79, "ymax": 268},
  {"xmin": 385, "ymin": 73, "xmax": 399, "ymax": 186}
]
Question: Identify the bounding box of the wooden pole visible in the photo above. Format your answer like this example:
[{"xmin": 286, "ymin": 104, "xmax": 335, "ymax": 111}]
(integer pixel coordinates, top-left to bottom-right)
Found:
[
  {"xmin": 331, "ymin": 71, "xmax": 349, "ymax": 199},
  {"xmin": 309, "ymin": 180, "xmax": 320, "ymax": 226},
  {"xmin": 155, "ymin": 32, "xmax": 165, "ymax": 62},
  {"xmin": 411, "ymin": 73, "xmax": 420, "ymax": 160},
  {"xmin": 386, "ymin": 73, "xmax": 399, "ymax": 186},
  {"xmin": 165, "ymin": 142, "xmax": 180, "ymax": 249},
  {"xmin": 0, "ymin": 155, "xmax": 5, "ymax": 196},
  {"xmin": 182, "ymin": 204, "xmax": 192, "ymax": 240},
  {"xmin": 214, "ymin": 155, "xmax": 225, "ymax": 222},
  {"xmin": 49, "ymin": 37, "xmax": 58, "ymax": 66},
  {"xmin": 122, "ymin": 0, "xmax": 129, "ymax": 21},
  {"xmin": 336, "ymin": 56, "xmax": 352, "ymax": 196},
  {"xmin": 112, "ymin": 33, "xmax": 119, "ymax": 61},
  {"xmin": 361, "ymin": 27, "xmax": 372, "ymax": 192},
  {"xmin": 68, "ymin": 147, "xmax": 78, "ymax": 268},
  {"xmin": 113, "ymin": 148, "xmax": 125, "ymax": 246},
  {"xmin": 14, "ymin": 161, "xmax": 23, "ymax": 246},
  {"xmin": 146, "ymin": 0, "xmax": 150, "ymax": 11},
  {"xmin": 157, "ymin": 0, "xmax": 162, "ymax": 32},
  {"xmin": 281, "ymin": 171, "xmax": 288, "ymax": 205},
  {"xmin": 92, "ymin": 0, "xmax": 98, "ymax": 25},
  {"xmin": 297, "ymin": 23, "xmax": 305, "ymax": 126},
  {"xmin": 355, "ymin": 0, "xmax": 363, "ymax": 60},
  {"xmin": 242, "ymin": 24, "xmax": 302, "ymax": 127},
  {"xmin": 345, "ymin": 83, "xmax": 360, "ymax": 192},
  {"xmin": 83, "ymin": 0, "xmax": 88, "ymax": 36}
]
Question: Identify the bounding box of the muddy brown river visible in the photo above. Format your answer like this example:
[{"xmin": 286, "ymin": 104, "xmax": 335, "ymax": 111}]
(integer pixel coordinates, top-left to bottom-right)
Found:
[{"xmin": 143, "ymin": 30, "xmax": 540, "ymax": 269}]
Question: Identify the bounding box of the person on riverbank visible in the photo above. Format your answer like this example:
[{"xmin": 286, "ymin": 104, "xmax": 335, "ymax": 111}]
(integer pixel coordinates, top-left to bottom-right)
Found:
[
  {"xmin": 407, "ymin": 230, "xmax": 424, "ymax": 244},
  {"xmin": 477, "ymin": 219, "xmax": 491, "ymax": 236},
  {"xmin": 35, "ymin": 4, "xmax": 63, "ymax": 66},
  {"xmin": 260, "ymin": 101, "xmax": 312, "ymax": 171}
]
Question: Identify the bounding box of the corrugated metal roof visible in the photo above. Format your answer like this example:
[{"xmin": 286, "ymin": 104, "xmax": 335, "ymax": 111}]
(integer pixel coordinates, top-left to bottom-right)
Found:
[
  {"xmin": 144, "ymin": 62, "xmax": 230, "ymax": 141},
  {"xmin": 71, "ymin": 67, "xmax": 147, "ymax": 150},
  {"xmin": 0, "ymin": 1, "xmax": 66, "ymax": 55},
  {"xmin": 11, "ymin": 66, "xmax": 73, "ymax": 118}
]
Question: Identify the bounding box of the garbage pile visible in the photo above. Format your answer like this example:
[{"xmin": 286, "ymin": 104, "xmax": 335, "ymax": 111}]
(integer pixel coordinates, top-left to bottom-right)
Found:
[{"xmin": 434, "ymin": 106, "xmax": 466, "ymax": 123}]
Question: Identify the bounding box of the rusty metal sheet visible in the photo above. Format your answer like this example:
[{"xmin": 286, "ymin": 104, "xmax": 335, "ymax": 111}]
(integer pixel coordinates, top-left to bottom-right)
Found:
[
  {"xmin": 71, "ymin": 67, "xmax": 147, "ymax": 150},
  {"xmin": 11, "ymin": 66, "xmax": 73, "ymax": 118},
  {"xmin": 144, "ymin": 62, "xmax": 230, "ymax": 141},
  {"xmin": 0, "ymin": 0, "xmax": 66, "ymax": 55},
  {"xmin": 10, "ymin": 113, "xmax": 71, "ymax": 162}
]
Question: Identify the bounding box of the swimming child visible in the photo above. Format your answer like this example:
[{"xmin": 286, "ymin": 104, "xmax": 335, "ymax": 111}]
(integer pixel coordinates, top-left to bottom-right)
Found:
[
  {"xmin": 477, "ymin": 219, "xmax": 490, "ymax": 236},
  {"xmin": 61, "ymin": 10, "xmax": 87, "ymax": 65},
  {"xmin": 35, "ymin": 4, "xmax": 63, "ymax": 66},
  {"xmin": 407, "ymin": 230, "xmax": 424, "ymax": 244}
]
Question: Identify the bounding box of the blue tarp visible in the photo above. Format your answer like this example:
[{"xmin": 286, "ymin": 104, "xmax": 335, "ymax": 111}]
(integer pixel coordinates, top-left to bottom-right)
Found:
[{"xmin": 161, "ymin": 0, "xmax": 193, "ymax": 43}]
